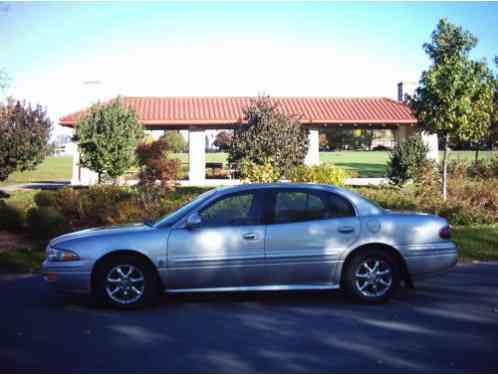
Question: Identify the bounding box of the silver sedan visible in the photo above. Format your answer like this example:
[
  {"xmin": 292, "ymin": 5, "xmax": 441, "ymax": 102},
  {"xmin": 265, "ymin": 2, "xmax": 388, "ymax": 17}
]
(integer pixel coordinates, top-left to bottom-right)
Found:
[{"xmin": 42, "ymin": 183, "xmax": 458, "ymax": 308}]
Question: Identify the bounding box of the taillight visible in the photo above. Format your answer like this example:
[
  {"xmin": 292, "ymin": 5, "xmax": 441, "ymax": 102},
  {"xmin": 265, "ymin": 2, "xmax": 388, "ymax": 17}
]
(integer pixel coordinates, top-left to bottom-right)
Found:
[{"xmin": 439, "ymin": 226, "xmax": 451, "ymax": 239}]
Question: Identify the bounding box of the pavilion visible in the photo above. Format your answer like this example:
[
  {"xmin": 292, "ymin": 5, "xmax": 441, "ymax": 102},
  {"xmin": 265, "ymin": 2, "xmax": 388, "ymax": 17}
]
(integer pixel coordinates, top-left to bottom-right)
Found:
[{"xmin": 59, "ymin": 86, "xmax": 438, "ymax": 186}]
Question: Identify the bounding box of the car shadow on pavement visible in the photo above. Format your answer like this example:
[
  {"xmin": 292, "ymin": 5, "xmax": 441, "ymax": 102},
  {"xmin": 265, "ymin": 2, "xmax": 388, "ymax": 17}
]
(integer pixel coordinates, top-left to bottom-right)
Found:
[{"xmin": 55, "ymin": 285, "xmax": 422, "ymax": 313}]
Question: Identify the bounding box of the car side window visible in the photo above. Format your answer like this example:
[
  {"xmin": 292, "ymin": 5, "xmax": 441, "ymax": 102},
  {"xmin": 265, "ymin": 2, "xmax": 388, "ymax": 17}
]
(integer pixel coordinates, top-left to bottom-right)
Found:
[
  {"xmin": 274, "ymin": 191, "xmax": 328, "ymax": 223},
  {"xmin": 199, "ymin": 192, "xmax": 259, "ymax": 226},
  {"xmin": 325, "ymin": 192, "xmax": 355, "ymax": 218}
]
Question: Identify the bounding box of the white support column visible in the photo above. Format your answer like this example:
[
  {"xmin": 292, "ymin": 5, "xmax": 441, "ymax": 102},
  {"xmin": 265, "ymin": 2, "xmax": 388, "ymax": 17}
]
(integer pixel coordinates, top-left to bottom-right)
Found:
[
  {"xmin": 421, "ymin": 132, "xmax": 439, "ymax": 162},
  {"xmin": 71, "ymin": 145, "xmax": 80, "ymax": 185},
  {"xmin": 304, "ymin": 128, "xmax": 320, "ymax": 166},
  {"xmin": 188, "ymin": 128, "xmax": 206, "ymax": 184},
  {"xmin": 71, "ymin": 145, "xmax": 98, "ymax": 185}
]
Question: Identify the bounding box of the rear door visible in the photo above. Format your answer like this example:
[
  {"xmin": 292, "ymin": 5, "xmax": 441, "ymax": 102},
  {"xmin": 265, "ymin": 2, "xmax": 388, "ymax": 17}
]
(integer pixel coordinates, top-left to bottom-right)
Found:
[{"xmin": 265, "ymin": 188, "xmax": 360, "ymax": 285}]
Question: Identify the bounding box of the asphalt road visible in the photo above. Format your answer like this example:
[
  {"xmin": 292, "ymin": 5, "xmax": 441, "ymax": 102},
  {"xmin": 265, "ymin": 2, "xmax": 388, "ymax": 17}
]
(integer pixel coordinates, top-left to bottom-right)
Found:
[{"xmin": 1, "ymin": 262, "xmax": 497, "ymax": 373}]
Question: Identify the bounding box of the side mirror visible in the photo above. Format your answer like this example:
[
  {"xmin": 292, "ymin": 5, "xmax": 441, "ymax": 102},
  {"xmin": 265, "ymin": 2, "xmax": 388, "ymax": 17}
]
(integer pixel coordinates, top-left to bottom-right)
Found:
[{"xmin": 185, "ymin": 212, "xmax": 202, "ymax": 229}]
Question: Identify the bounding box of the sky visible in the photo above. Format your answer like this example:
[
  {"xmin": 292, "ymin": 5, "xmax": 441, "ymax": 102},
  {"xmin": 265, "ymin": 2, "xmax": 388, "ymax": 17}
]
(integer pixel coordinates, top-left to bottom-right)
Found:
[{"xmin": 1, "ymin": 1, "xmax": 498, "ymax": 138}]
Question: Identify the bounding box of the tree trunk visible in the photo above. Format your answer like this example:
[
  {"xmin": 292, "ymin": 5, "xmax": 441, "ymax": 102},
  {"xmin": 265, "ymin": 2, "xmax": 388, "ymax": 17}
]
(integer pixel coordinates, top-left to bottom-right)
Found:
[
  {"xmin": 475, "ymin": 148, "xmax": 480, "ymax": 165},
  {"xmin": 442, "ymin": 134, "xmax": 449, "ymax": 201}
]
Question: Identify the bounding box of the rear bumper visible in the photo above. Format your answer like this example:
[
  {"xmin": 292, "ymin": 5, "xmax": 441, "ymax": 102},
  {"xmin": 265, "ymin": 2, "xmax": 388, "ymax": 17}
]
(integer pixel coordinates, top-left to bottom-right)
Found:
[
  {"xmin": 42, "ymin": 260, "xmax": 92, "ymax": 294},
  {"xmin": 403, "ymin": 243, "xmax": 458, "ymax": 279}
]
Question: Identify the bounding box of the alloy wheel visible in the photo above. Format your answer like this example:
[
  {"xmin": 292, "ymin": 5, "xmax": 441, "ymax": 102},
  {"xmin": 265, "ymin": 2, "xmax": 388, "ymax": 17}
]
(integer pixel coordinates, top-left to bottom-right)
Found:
[
  {"xmin": 105, "ymin": 264, "xmax": 145, "ymax": 305},
  {"xmin": 354, "ymin": 258, "xmax": 393, "ymax": 298}
]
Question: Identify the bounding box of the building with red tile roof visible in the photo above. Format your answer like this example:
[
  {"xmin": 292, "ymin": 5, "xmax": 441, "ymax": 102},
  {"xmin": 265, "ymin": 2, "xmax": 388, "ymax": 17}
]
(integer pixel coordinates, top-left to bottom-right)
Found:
[
  {"xmin": 62, "ymin": 90, "xmax": 436, "ymax": 186},
  {"xmin": 60, "ymin": 96, "xmax": 416, "ymax": 128}
]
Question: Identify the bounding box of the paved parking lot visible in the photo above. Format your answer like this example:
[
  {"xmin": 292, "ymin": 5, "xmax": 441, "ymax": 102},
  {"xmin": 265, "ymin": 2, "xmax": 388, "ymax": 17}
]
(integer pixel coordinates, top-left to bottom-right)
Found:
[{"xmin": 1, "ymin": 262, "xmax": 497, "ymax": 373}]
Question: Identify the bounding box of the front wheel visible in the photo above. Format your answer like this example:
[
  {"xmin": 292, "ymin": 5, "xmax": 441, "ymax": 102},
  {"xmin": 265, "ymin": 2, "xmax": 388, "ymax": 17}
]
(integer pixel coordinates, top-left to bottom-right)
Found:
[
  {"xmin": 94, "ymin": 255, "xmax": 158, "ymax": 309},
  {"xmin": 343, "ymin": 249, "xmax": 400, "ymax": 303}
]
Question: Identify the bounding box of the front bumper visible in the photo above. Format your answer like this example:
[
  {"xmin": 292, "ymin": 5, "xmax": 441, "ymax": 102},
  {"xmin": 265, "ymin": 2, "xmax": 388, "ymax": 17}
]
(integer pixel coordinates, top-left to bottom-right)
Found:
[
  {"xmin": 42, "ymin": 259, "xmax": 92, "ymax": 294},
  {"xmin": 403, "ymin": 242, "xmax": 458, "ymax": 279}
]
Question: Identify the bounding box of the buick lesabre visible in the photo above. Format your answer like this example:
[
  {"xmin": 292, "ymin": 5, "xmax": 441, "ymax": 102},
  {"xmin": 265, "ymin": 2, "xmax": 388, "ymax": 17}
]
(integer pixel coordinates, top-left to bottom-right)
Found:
[{"xmin": 42, "ymin": 183, "xmax": 458, "ymax": 308}]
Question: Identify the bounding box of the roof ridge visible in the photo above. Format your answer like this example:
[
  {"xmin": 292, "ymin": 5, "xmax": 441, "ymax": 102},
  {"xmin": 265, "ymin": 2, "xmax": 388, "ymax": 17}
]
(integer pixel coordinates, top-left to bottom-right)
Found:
[{"xmin": 121, "ymin": 95, "xmax": 391, "ymax": 100}]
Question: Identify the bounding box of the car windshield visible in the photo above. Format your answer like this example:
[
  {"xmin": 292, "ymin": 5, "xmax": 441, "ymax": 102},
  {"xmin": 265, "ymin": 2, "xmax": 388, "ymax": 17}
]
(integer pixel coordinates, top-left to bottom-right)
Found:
[{"xmin": 153, "ymin": 189, "xmax": 217, "ymax": 227}]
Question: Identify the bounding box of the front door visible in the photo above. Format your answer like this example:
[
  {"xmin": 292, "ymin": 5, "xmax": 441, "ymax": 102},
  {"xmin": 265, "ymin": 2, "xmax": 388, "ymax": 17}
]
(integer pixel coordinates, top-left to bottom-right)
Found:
[
  {"xmin": 265, "ymin": 189, "xmax": 360, "ymax": 286},
  {"xmin": 166, "ymin": 190, "xmax": 267, "ymax": 289}
]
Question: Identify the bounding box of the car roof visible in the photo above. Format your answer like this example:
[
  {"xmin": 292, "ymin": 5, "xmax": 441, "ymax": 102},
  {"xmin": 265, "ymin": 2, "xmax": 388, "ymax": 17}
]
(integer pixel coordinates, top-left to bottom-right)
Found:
[{"xmin": 214, "ymin": 182, "xmax": 341, "ymax": 193}]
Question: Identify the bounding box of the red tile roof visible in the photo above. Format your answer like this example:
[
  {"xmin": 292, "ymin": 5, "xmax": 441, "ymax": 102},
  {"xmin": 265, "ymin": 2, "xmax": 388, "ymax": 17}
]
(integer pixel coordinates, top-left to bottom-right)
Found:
[{"xmin": 59, "ymin": 96, "xmax": 416, "ymax": 128}]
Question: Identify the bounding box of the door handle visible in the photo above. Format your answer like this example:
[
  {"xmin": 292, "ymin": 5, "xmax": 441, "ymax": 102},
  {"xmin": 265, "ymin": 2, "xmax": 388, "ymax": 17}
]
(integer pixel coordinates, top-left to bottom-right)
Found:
[
  {"xmin": 243, "ymin": 233, "xmax": 257, "ymax": 240},
  {"xmin": 338, "ymin": 226, "xmax": 354, "ymax": 234}
]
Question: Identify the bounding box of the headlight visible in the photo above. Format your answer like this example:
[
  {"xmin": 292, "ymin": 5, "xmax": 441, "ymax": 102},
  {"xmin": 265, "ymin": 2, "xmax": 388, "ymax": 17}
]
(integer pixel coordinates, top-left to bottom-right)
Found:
[{"xmin": 46, "ymin": 246, "xmax": 80, "ymax": 262}]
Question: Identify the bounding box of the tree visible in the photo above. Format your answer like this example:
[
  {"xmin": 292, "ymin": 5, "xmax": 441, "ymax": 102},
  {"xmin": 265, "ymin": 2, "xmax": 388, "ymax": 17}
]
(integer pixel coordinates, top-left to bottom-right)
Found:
[
  {"xmin": 457, "ymin": 61, "xmax": 495, "ymax": 163},
  {"xmin": 228, "ymin": 96, "xmax": 309, "ymax": 173},
  {"xmin": 409, "ymin": 19, "xmax": 494, "ymax": 200},
  {"xmin": 74, "ymin": 98, "xmax": 144, "ymax": 183},
  {"xmin": 491, "ymin": 57, "xmax": 498, "ymax": 151},
  {"xmin": 136, "ymin": 138, "xmax": 181, "ymax": 195},
  {"xmin": 0, "ymin": 100, "xmax": 52, "ymax": 181},
  {"xmin": 213, "ymin": 130, "xmax": 233, "ymax": 152},
  {"xmin": 160, "ymin": 131, "xmax": 187, "ymax": 153},
  {"xmin": 387, "ymin": 134, "xmax": 428, "ymax": 186}
]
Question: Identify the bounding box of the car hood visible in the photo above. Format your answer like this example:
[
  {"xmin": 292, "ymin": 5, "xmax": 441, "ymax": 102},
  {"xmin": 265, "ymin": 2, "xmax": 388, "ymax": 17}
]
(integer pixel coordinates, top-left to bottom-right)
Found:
[{"xmin": 49, "ymin": 223, "xmax": 152, "ymax": 248}]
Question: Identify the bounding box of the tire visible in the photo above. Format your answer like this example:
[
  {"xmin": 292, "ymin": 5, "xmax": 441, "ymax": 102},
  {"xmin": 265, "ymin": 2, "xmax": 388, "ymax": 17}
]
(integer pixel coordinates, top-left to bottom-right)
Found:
[
  {"xmin": 343, "ymin": 248, "xmax": 400, "ymax": 303},
  {"xmin": 94, "ymin": 254, "xmax": 159, "ymax": 309}
]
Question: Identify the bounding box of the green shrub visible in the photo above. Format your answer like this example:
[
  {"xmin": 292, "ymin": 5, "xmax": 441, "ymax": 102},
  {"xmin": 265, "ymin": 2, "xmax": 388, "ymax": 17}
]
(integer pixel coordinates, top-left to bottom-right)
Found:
[
  {"xmin": 447, "ymin": 177, "xmax": 498, "ymax": 224},
  {"xmin": 50, "ymin": 185, "xmax": 209, "ymax": 229},
  {"xmin": 447, "ymin": 159, "xmax": 471, "ymax": 179},
  {"xmin": 136, "ymin": 138, "xmax": 181, "ymax": 193},
  {"xmin": 436, "ymin": 202, "xmax": 494, "ymax": 226},
  {"xmin": 445, "ymin": 156, "xmax": 498, "ymax": 180},
  {"xmin": 160, "ymin": 131, "xmax": 188, "ymax": 153},
  {"xmin": 228, "ymin": 96, "xmax": 309, "ymax": 173},
  {"xmin": 357, "ymin": 173, "xmax": 497, "ymax": 225},
  {"xmin": 0, "ymin": 247, "xmax": 45, "ymax": 273},
  {"xmin": 53, "ymin": 185, "xmax": 132, "ymax": 229},
  {"xmin": 54, "ymin": 188, "xmax": 82, "ymax": 228},
  {"xmin": 26, "ymin": 206, "xmax": 70, "ymax": 240},
  {"xmin": 287, "ymin": 163, "xmax": 348, "ymax": 186},
  {"xmin": 471, "ymin": 155, "xmax": 498, "ymax": 179},
  {"xmin": 78, "ymin": 185, "xmax": 132, "ymax": 227},
  {"xmin": 239, "ymin": 160, "xmax": 281, "ymax": 183},
  {"xmin": 34, "ymin": 190, "xmax": 57, "ymax": 207},
  {"xmin": 387, "ymin": 134, "xmax": 429, "ymax": 186},
  {"xmin": 110, "ymin": 198, "xmax": 150, "ymax": 224},
  {"xmin": 0, "ymin": 200, "xmax": 24, "ymax": 231},
  {"xmin": 355, "ymin": 186, "xmax": 418, "ymax": 211}
]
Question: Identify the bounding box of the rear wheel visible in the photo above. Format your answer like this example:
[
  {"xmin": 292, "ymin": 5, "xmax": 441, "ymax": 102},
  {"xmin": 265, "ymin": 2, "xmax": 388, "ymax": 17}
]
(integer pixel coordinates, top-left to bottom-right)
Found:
[
  {"xmin": 94, "ymin": 255, "xmax": 158, "ymax": 309},
  {"xmin": 343, "ymin": 248, "xmax": 400, "ymax": 303}
]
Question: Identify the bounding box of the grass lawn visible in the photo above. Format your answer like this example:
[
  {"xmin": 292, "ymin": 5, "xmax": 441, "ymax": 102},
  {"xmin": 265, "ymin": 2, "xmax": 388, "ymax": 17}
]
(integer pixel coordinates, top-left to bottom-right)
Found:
[
  {"xmin": 0, "ymin": 151, "xmax": 495, "ymax": 188},
  {"xmin": 0, "ymin": 156, "xmax": 73, "ymax": 187},
  {"xmin": 173, "ymin": 150, "xmax": 495, "ymax": 177},
  {"xmin": 452, "ymin": 226, "xmax": 498, "ymax": 262}
]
